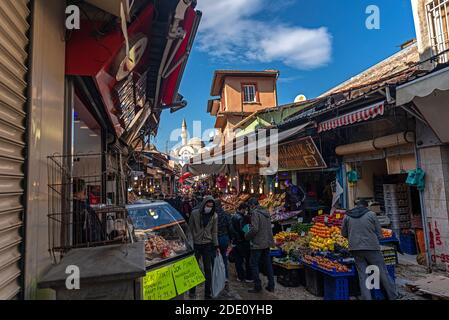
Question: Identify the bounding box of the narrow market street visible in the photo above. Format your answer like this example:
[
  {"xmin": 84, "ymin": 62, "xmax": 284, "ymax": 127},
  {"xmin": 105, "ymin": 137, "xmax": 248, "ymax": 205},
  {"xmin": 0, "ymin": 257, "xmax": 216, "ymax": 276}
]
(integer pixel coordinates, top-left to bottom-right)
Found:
[
  {"xmin": 185, "ymin": 254, "xmax": 438, "ymax": 301},
  {"xmin": 3, "ymin": 0, "xmax": 449, "ymax": 307}
]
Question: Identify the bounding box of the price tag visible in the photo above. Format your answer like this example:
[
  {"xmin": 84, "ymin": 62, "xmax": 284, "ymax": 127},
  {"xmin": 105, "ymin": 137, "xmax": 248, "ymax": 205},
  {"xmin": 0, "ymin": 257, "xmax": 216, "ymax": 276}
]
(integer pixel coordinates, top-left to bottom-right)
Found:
[
  {"xmin": 143, "ymin": 265, "xmax": 177, "ymax": 300},
  {"xmin": 324, "ymin": 216, "xmax": 329, "ymax": 223},
  {"xmin": 297, "ymin": 217, "xmax": 303, "ymax": 223},
  {"xmin": 301, "ymin": 231, "xmax": 306, "ymax": 237},
  {"xmin": 286, "ymin": 228, "xmax": 291, "ymax": 232},
  {"xmin": 318, "ymin": 210, "xmax": 323, "ymax": 215},
  {"xmin": 172, "ymin": 255, "xmax": 205, "ymax": 295},
  {"xmin": 336, "ymin": 214, "xmax": 341, "ymax": 219}
]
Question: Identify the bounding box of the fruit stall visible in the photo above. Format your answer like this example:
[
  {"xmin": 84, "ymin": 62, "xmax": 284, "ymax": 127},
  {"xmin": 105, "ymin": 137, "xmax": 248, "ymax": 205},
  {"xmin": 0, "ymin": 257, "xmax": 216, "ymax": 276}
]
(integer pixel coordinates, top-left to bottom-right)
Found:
[{"xmin": 270, "ymin": 209, "xmax": 399, "ymax": 300}]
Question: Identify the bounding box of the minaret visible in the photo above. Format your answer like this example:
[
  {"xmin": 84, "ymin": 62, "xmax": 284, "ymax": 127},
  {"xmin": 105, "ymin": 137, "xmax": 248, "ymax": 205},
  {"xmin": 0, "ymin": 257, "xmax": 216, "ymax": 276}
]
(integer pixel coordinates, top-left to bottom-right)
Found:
[{"xmin": 181, "ymin": 119, "xmax": 187, "ymax": 146}]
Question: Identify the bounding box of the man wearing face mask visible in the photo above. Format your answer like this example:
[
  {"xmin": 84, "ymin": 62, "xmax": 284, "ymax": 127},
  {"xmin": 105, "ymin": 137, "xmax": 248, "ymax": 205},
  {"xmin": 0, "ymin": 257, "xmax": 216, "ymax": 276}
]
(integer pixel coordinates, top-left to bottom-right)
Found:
[{"xmin": 188, "ymin": 196, "xmax": 219, "ymax": 299}]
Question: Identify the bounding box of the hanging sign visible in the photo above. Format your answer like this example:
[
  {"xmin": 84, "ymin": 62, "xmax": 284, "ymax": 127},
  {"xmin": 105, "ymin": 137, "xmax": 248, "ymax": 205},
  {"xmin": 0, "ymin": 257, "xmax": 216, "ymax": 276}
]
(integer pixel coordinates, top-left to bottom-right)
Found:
[
  {"xmin": 172, "ymin": 255, "xmax": 205, "ymax": 294},
  {"xmin": 278, "ymin": 137, "xmax": 327, "ymax": 171},
  {"xmin": 143, "ymin": 265, "xmax": 177, "ymax": 300}
]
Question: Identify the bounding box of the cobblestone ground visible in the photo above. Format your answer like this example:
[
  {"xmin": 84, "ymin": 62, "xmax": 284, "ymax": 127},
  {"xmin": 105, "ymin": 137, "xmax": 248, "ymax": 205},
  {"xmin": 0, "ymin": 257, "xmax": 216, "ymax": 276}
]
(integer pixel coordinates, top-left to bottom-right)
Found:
[{"xmin": 184, "ymin": 254, "xmax": 443, "ymax": 301}]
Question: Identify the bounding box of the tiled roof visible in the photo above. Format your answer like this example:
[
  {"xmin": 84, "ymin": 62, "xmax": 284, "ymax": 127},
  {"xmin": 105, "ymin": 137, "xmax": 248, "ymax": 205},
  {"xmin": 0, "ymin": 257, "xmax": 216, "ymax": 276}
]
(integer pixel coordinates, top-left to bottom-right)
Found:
[
  {"xmin": 279, "ymin": 43, "xmax": 427, "ymax": 126},
  {"xmin": 319, "ymin": 43, "xmax": 420, "ymax": 97}
]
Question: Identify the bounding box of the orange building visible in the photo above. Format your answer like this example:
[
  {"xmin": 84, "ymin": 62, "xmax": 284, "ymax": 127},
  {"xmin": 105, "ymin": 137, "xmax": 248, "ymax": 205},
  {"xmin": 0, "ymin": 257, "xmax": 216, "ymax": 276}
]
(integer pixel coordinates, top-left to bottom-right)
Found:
[{"xmin": 207, "ymin": 70, "xmax": 279, "ymax": 143}]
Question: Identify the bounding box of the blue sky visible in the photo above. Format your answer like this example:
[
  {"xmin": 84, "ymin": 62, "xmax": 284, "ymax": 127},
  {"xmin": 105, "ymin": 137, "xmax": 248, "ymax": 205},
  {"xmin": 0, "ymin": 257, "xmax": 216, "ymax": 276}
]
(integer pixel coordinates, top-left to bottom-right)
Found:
[{"xmin": 154, "ymin": 0, "xmax": 416, "ymax": 152}]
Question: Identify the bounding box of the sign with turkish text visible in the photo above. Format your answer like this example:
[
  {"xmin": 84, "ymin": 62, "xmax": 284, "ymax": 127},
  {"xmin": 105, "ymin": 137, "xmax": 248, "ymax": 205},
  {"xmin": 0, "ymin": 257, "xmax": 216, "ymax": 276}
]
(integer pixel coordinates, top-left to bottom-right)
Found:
[
  {"xmin": 278, "ymin": 137, "xmax": 327, "ymax": 170},
  {"xmin": 171, "ymin": 255, "xmax": 205, "ymax": 294},
  {"xmin": 143, "ymin": 265, "xmax": 177, "ymax": 300}
]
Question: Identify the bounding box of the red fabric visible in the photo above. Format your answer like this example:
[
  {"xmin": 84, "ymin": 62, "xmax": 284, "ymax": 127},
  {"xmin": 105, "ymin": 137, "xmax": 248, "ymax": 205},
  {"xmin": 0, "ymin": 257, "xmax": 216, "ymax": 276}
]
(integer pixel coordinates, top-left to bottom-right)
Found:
[
  {"xmin": 318, "ymin": 101, "xmax": 385, "ymax": 133},
  {"xmin": 161, "ymin": 7, "xmax": 197, "ymax": 106}
]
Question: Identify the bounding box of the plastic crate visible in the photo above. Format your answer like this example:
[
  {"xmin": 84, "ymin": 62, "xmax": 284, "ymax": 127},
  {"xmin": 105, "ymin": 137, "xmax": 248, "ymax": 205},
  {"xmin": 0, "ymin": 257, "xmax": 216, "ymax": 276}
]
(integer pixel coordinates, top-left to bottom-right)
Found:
[
  {"xmin": 270, "ymin": 249, "xmax": 283, "ymax": 257},
  {"xmin": 323, "ymin": 276, "xmax": 350, "ymax": 300},
  {"xmin": 371, "ymin": 265, "xmax": 396, "ymax": 300},
  {"xmin": 385, "ymin": 206, "xmax": 410, "ymax": 215},
  {"xmin": 399, "ymin": 234, "xmax": 418, "ymax": 255},
  {"xmin": 276, "ymin": 267, "xmax": 305, "ymax": 288},
  {"xmin": 304, "ymin": 266, "xmax": 324, "ymax": 297}
]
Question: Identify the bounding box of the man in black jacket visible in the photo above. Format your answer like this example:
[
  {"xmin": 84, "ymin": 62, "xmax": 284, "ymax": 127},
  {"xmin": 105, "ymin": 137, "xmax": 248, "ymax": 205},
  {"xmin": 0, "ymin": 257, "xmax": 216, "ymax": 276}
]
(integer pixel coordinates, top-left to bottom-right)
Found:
[{"xmin": 230, "ymin": 203, "xmax": 252, "ymax": 283}]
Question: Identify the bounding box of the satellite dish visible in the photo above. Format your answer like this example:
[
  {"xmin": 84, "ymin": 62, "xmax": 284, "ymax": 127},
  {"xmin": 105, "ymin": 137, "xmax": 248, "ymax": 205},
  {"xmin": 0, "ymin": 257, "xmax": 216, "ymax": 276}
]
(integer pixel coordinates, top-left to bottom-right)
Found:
[{"xmin": 294, "ymin": 94, "xmax": 307, "ymax": 103}]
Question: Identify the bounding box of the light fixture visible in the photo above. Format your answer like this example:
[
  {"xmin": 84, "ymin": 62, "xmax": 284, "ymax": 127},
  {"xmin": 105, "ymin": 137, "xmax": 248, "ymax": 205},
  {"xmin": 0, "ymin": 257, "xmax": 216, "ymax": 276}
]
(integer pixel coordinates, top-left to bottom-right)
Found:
[
  {"xmin": 80, "ymin": 126, "xmax": 89, "ymax": 130},
  {"xmin": 250, "ymin": 186, "xmax": 254, "ymax": 194},
  {"xmin": 134, "ymin": 176, "xmax": 138, "ymax": 181},
  {"xmin": 242, "ymin": 183, "xmax": 246, "ymax": 192},
  {"xmin": 89, "ymin": 134, "xmax": 98, "ymax": 137},
  {"xmin": 259, "ymin": 186, "xmax": 263, "ymax": 194}
]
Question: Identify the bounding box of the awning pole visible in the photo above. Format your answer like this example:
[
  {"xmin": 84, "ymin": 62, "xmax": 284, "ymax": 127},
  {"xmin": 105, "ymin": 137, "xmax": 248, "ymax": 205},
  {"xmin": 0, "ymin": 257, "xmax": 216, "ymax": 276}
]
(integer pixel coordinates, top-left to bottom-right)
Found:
[{"xmin": 414, "ymin": 144, "xmax": 433, "ymax": 273}]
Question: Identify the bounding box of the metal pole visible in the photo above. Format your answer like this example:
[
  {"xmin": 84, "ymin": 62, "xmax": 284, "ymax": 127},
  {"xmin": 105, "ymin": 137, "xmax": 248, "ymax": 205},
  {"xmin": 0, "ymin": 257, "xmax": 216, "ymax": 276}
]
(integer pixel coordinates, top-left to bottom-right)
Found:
[{"xmin": 414, "ymin": 144, "xmax": 433, "ymax": 273}]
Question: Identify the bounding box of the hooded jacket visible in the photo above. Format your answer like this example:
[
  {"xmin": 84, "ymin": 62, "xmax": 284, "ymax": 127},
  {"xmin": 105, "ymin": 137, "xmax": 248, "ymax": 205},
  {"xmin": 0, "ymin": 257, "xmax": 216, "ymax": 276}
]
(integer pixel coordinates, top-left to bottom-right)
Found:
[
  {"xmin": 245, "ymin": 206, "xmax": 275, "ymax": 250},
  {"xmin": 188, "ymin": 196, "xmax": 219, "ymax": 247},
  {"xmin": 341, "ymin": 206, "xmax": 382, "ymax": 251}
]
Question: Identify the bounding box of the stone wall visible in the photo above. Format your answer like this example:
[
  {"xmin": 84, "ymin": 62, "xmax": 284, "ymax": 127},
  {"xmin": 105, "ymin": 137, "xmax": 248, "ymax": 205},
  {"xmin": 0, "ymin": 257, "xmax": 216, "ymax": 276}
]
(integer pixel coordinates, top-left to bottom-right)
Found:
[{"xmin": 419, "ymin": 145, "xmax": 449, "ymax": 270}]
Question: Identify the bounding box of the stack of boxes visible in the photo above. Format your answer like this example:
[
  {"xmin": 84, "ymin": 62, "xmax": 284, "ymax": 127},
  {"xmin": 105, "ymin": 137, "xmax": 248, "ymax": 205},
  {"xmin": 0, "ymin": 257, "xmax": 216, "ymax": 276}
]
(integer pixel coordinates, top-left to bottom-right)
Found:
[{"xmin": 383, "ymin": 183, "xmax": 411, "ymax": 237}]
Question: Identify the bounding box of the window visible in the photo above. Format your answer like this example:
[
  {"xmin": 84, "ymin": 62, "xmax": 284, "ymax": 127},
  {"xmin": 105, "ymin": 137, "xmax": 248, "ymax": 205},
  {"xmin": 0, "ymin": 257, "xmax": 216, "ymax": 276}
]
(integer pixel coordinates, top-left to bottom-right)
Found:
[
  {"xmin": 242, "ymin": 84, "xmax": 257, "ymax": 103},
  {"xmin": 427, "ymin": 0, "xmax": 449, "ymax": 63}
]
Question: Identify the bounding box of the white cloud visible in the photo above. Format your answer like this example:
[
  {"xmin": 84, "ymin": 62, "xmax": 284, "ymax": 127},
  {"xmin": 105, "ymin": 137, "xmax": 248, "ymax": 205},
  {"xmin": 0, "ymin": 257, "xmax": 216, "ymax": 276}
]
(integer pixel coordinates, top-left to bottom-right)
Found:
[{"xmin": 195, "ymin": 0, "xmax": 332, "ymax": 70}]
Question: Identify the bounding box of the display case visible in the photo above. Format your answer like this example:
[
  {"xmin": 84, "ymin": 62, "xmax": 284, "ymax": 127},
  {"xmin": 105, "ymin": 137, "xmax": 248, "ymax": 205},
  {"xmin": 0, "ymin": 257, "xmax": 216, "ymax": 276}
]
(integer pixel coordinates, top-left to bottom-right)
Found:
[{"xmin": 126, "ymin": 201, "xmax": 194, "ymax": 269}]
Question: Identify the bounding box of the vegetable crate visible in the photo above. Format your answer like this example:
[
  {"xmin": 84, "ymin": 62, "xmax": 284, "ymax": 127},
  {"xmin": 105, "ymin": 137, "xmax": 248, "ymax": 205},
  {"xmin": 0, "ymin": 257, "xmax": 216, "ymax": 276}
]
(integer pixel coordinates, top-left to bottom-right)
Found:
[
  {"xmin": 323, "ymin": 276, "xmax": 351, "ymax": 300},
  {"xmin": 399, "ymin": 233, "xmax": 418, "ymax": 255},
  {"xmin": 371, "ymin": 265, "xmax": 396, "ymax": 300},
  {"xmin": 304, "ymin": 266, "xmax": 324, "ymax": 297},
  {"xmin": 276, "ymin": 264, "xmax": 305, "ymax": 287}
]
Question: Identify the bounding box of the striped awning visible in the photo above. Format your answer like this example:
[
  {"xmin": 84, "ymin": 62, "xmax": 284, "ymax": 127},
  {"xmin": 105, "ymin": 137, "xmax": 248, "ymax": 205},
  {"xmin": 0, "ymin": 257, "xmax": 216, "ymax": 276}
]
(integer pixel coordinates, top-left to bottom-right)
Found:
[{"xmin": 318, "ymin": 101, "xmax": 385, "ymax": 133}]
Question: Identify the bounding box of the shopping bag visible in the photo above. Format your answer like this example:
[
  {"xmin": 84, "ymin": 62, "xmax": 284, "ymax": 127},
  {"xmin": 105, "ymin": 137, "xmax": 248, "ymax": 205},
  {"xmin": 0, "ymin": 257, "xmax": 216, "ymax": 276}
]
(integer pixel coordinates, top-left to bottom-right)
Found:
[{"xmin": 212, "ymin": 253, "xmax": 226, "ymax": 298}]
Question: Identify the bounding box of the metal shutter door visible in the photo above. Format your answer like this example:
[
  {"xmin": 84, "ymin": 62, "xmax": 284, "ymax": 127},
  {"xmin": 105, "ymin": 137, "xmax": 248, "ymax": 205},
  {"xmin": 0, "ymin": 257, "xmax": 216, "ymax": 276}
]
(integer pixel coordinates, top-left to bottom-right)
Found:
[{"xmin": 0, "ymin": 0, "xmax": 30, "ymax": 300}]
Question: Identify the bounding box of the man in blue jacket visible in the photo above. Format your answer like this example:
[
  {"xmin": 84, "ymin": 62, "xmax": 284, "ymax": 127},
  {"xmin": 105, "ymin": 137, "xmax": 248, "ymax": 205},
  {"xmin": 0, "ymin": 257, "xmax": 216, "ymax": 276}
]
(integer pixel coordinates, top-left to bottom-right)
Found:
[{"xmin": 342, "ymin": 200, "xmax": 399, "ymax": 300}]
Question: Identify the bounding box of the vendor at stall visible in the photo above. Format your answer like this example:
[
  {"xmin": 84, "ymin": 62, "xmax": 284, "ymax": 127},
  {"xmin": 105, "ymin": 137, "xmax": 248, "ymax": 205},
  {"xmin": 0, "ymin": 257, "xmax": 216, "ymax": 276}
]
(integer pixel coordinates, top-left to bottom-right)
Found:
[
  {"xmin": 341, "ymin": 200, "xmax": 400, "ymax": 300},
  {"xmin": 284, "ymin": 180, "xmax": 306, "ymax": 212}
]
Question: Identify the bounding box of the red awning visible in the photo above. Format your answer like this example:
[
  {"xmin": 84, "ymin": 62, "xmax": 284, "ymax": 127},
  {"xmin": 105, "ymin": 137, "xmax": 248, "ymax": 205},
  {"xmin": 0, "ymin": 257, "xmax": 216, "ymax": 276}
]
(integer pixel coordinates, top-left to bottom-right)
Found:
[
  {"xmin": 179, "ymin": 172, "xmax": 193, "ymax": 184},
  {"xmin": 318, "ymin": 101, "xmax": 385, "ymax": 133}
]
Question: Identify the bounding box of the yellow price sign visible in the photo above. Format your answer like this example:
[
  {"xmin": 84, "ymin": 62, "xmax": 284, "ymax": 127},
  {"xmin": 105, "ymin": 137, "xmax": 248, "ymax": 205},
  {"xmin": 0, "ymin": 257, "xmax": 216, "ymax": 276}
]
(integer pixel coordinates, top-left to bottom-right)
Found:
[
  {"xmin": 172, "ymin": 255, "xmax": 205, "ymax": 295},
  {"xmin": 318, "ymin": 209, "xmax": 323, "ymax": 215},
  {"xmin": 336, "ymin": 214, "xmax": 341, "ymax": 219},
  {"xmin": 143, "ymin": 265, "xmax": 177, "ymax": 300}
]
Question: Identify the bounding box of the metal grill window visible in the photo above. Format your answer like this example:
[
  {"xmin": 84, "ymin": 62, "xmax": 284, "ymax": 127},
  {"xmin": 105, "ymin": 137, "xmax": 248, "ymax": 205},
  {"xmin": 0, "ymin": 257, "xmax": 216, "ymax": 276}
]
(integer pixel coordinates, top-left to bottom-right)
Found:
[
  {"xmin": 427, "ymin": 0, "xmax": 449, "ymax": 63},
  {"xmin": 243, "ymin": 85, "xmax": 257, "ymax": 103}
]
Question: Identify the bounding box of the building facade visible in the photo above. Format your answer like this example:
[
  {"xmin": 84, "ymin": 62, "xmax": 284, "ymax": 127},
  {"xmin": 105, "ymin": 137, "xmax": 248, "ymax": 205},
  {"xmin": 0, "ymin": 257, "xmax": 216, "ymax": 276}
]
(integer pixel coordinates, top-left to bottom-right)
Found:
[
  {"xmin": 395, "ymin": 0, "xmax": 449, "ymax": 270},
  {"xmin": 207, "ymin": 70, "xmax": 279, "ymax": 144}
]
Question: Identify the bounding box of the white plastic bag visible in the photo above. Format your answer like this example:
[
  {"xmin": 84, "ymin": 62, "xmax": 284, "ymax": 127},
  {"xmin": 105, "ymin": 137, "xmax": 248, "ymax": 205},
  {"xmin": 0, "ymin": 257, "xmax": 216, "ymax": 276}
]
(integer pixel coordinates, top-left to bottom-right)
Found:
[{"xmin": 212, "ymin": 253, "xmax": 226, "ymax": 298}]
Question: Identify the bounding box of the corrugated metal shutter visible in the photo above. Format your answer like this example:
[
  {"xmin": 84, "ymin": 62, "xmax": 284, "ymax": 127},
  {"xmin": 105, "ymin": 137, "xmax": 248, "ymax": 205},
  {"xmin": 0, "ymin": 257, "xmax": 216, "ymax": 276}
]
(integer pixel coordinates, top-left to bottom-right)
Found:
[{"xmin": 0, "ymin": 0, "xmax": 30, "ymax": 300}]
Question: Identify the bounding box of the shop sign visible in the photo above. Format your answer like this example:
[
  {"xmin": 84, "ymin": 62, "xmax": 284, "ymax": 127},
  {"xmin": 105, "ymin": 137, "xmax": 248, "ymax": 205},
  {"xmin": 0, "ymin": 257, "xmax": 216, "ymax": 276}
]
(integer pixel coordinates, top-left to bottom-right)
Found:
[
  {"xmin": 143, "ymin": 265, "xmax": 177, "ymax": 300},
  {"xmin": 171, "ymin": 255, "xmax": 206, "ymax": 294},
  {"xmin": 142, "ymin": 255, "xmax": 204, "ymax": 300},
  {"xmin": 278, "ymin": 137, "xmax": 327, "ymax": 171}
]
